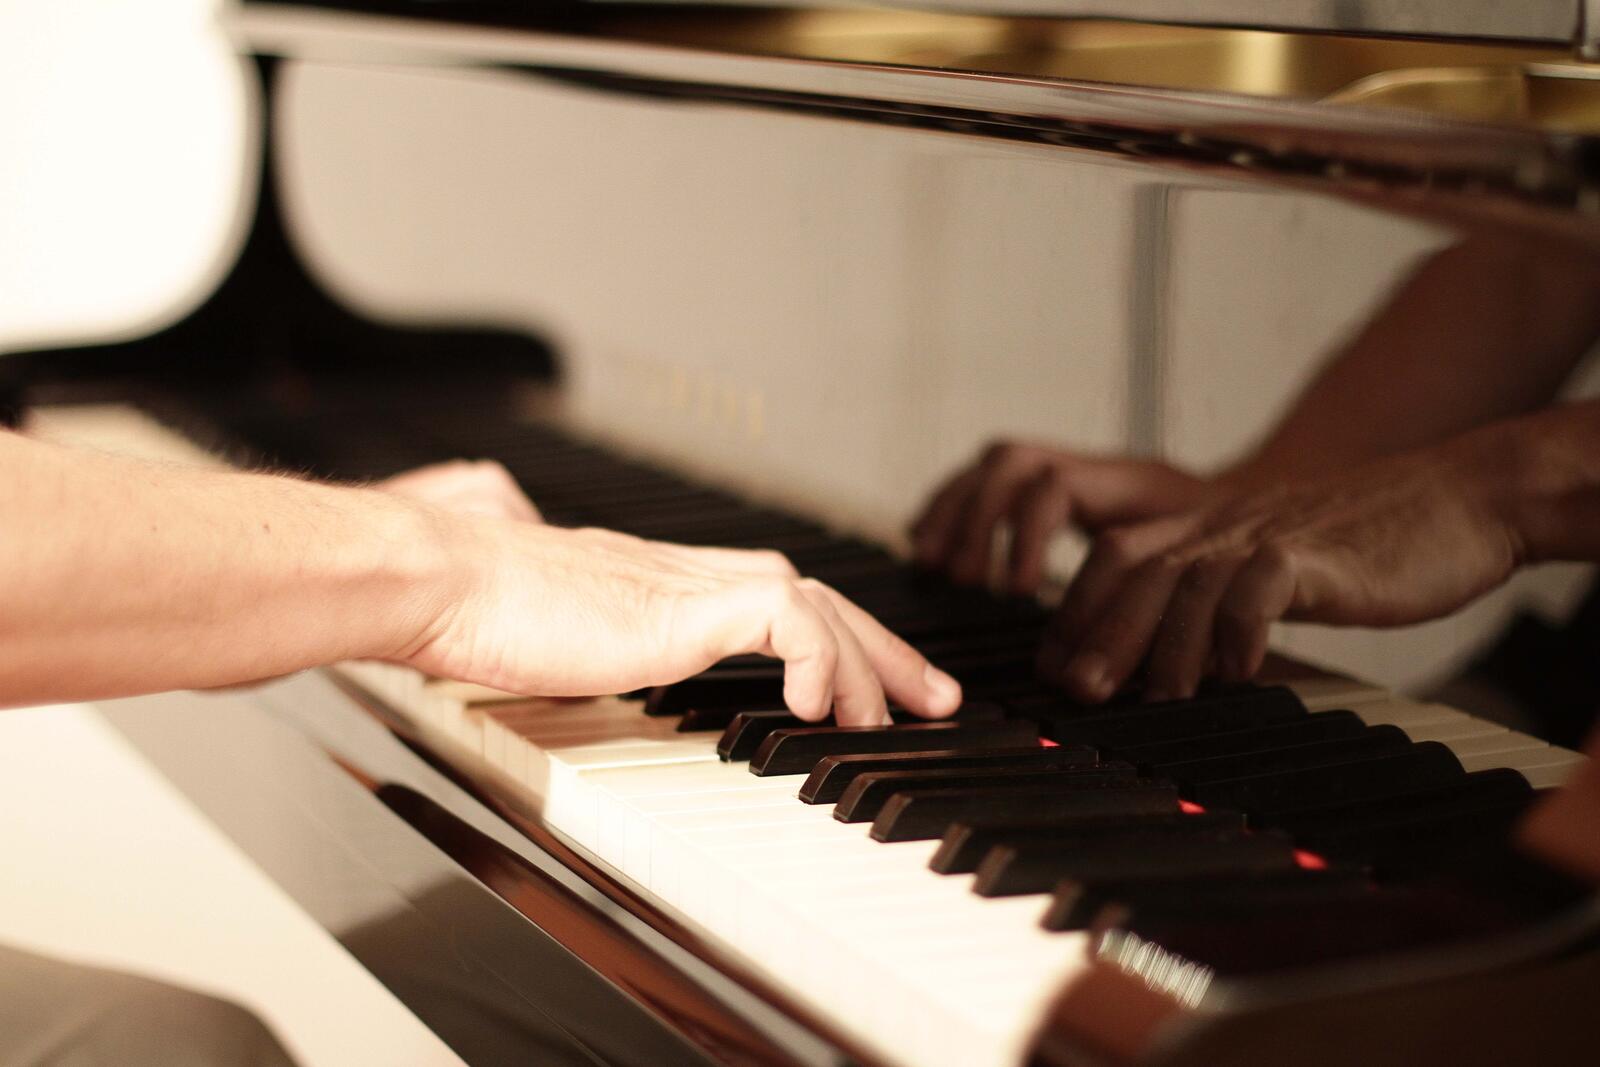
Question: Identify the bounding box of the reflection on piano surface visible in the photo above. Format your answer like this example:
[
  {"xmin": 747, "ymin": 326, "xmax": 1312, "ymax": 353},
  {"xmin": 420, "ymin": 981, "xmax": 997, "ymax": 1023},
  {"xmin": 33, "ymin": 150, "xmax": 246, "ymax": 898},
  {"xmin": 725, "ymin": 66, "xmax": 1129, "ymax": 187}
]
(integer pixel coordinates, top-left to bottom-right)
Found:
[{"xmin": 12, "ymin": 0, "xmax": 1600, "ymax": 1064}]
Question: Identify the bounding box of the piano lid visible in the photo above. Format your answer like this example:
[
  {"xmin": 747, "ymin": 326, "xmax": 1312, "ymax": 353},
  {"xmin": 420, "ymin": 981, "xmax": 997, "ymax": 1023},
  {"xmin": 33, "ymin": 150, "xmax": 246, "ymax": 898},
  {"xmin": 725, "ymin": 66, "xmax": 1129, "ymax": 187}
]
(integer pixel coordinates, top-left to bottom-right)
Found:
[{"xmin": 258, "ymin": 0, "xmax": 1600, "ymax": 54}]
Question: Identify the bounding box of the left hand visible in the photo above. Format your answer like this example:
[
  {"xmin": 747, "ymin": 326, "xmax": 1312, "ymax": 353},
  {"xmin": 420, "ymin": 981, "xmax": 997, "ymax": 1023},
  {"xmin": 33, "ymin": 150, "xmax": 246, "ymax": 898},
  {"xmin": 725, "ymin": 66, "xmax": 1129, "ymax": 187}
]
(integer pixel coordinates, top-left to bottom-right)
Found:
[{"xmin": 1041, "ymin": 437, "xmax": 1522, "ymax": 703}]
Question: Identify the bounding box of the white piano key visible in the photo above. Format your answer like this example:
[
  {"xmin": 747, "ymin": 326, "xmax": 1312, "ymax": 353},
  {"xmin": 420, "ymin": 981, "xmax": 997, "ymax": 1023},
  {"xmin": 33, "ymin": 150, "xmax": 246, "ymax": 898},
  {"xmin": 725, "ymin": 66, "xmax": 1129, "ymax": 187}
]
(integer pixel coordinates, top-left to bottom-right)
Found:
[
  {"xmin": 1353, "ymin": 698, "xmax": 1462, "ymax": 728},
  {"xmin": 1289, "ymin": 677, "xmax": 1390, "ymax": 710},
  {"xmin": 1400, "ymin": 719, "xmax": 1508, "ymax": 743},
  {"xmin": 1521, "ymin": 753, "xmax": 1588, "ymax": 788}
]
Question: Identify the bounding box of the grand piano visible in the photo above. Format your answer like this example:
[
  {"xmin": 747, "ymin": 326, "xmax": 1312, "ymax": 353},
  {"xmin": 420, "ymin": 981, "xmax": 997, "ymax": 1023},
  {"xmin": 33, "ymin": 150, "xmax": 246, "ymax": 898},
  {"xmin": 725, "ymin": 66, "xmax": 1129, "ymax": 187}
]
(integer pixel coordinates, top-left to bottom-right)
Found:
[{"xmin": 8, "ymin": 0, "xmax": 1600, "ymax": 1064}]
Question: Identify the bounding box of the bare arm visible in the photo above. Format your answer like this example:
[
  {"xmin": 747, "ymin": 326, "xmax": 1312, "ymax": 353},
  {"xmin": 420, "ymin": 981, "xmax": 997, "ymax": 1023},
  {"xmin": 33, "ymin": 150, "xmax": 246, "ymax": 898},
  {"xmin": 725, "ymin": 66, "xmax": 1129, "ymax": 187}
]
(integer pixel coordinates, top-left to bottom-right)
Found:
[
  {"xmin": 0, "ymin": 432, "xmax": 961, "ymax": 723},
  {"xmin": 914, "ymin": 236, "xmax": 1600, "ymax": 591},
  {"xmin": 1224, "ymin": 236, "xmax": 1600, "ymax": 490}
]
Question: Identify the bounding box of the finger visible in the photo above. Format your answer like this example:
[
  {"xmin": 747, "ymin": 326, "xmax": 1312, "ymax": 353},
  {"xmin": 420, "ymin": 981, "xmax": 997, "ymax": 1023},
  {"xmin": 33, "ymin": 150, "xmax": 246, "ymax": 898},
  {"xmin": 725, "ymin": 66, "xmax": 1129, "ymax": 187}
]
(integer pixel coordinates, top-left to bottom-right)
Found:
[
  {"xmin": 1006, "ymin": 467, "xmax": 1071, "ymax": 595},
  {"xmin": 815, "ymin": 583, "xmax": 962, "ymax": 718},
  {"xmin": 1144, "ymin": 552, "xmax": 1247, "ymax": 701},
  {"xmin": 949, "ymin": 461, "xmax": 1035, "ymax": 587},
  {"xmin": 1061, "ymin": 555, "xmax": 1186, "ymax": 703},
  {"xmin": 911, "ymin": 467, "xmax": 982, "ymax": 565},
  {"xmin": 1041, "ymin": 520, "xmax": 1178, "ymax": 681},
  {"xmin": 799, "ymin": 583, "xmax": 890, "ymax": 726},
  {"xmin": 1214, "ymin": 542, "xmax": 1300, "ymax": 684},
  {"xmin": 697, "ymin": 578, "xmax": 840, "ymax": 721}
]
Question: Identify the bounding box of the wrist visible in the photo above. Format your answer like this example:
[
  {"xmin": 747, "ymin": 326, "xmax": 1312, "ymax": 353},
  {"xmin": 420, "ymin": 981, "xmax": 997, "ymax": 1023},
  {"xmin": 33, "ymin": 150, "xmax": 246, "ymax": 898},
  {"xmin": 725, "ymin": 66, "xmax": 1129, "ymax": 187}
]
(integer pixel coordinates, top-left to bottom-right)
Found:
[
  {"xmin": 1452, "ymin": 404, "xmax": 1600, "ymax": 566},
  {"xmin": 346, "ymin": 486, "xmax": 478, "ymax": 663}
]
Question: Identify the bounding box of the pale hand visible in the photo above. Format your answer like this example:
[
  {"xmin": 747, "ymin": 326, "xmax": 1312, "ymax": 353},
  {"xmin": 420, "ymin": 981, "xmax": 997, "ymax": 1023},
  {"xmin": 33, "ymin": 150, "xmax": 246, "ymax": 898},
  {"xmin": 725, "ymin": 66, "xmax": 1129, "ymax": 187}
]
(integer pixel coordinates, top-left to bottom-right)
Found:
[{"xmin": 398, "ymin": 521, "xmax": 964, "ymax": 726}]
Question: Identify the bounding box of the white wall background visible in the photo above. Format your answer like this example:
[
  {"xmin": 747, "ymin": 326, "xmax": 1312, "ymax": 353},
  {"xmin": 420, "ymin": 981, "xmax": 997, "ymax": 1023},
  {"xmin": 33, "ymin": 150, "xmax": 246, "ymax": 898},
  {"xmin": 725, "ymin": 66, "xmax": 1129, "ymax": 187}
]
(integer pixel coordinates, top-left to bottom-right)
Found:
[{"xmin": 0, "ymin": 0, "xmax": 254, "ymax": 355}]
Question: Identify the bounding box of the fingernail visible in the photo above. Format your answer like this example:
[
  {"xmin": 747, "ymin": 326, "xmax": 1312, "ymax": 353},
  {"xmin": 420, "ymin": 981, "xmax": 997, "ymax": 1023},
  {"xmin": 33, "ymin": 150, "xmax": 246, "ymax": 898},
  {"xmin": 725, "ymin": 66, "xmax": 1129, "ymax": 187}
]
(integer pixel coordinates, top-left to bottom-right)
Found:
[
  {"xmin": 923, "ymin": 663, "xmax": 962, "ymax": 713},
  {"xmin": 1067, "ymin": 651, "xmax": 1112, "ymax": 703}
]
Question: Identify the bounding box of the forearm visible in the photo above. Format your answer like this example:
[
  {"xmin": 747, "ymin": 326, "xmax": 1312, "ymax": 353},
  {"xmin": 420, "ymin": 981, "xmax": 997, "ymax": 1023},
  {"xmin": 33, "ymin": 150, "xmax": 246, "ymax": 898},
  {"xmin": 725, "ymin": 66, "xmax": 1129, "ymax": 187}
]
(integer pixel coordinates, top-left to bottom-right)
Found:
[
  {"xmin": 0, "ymin": 432, "xmax": 452, "ymax": 706},
  {"xmin": 1223, "ymin": 237, "xmax": 1600, "ymax": 492}
]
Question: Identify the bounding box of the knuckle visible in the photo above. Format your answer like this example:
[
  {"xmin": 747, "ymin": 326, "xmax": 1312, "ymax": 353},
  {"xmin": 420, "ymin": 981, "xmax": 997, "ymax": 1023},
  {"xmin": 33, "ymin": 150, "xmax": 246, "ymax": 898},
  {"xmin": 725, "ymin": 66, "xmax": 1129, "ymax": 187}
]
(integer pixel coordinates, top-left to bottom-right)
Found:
[
  {"xmin": 1097, "ymin": 527, "xmax": 1142, "ymax": 567},
  {"xmin": 795, "ymin": 576, "xmax": 828, "ymax": 597},
  {"xmin": 1147, "ymin": 549, "xmax": 1191, "ymax": 577},
  {"xmin": 1256, "ymin": 537, "xmax": 1297, "ymax": 572},
  {"xmin": 761, "ymin": 550, "xmax": 799, "ymax": 576}
]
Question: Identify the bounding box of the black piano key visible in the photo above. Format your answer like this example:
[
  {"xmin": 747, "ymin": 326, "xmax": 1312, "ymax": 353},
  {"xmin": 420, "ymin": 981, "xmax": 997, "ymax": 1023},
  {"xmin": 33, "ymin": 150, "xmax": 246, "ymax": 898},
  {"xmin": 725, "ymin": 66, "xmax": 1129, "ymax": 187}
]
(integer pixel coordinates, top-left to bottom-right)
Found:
[
  {"xmin": 1112, "ymin": 711, "xmax": 1367, "ymax": 769},
  {"xmin": 835, "ymin": 763, "xmax": 1134, "ymax": 822},
  {"xmin": 1195, "ymin": 743, "xmax": 1464, "ymax": 815},
  {"xmin": 647, "ymin": 672, "xmax": 786, "ymax": 717},
  {"xmin": 800, "ymin": 745, "xmax": 1098, "ymax": 805},
  {"xmin": 680, "ymin": 700, "xmax": 1006, "ymax": 734},
  {"xmin": 1300, "ymin": 802, "xmax": 1530, "ymax": 877},
  {"xmin": 1029, "ymin": 687, "xmax": 1307, "ymax": 748},
  {"xmin": 931, "ymin": 810, "xmax": 1245, "ymax": 874},
  {"xmin": 1257, "ymin": 768, "xmax": 1534, "ymax": 836},
  {"xmin": 975, "ymin": 830, "xmax": 1297, "ymax": 897},
  {"xmin": 751, "ymin": 720, "xmax": 1041, "ymax": 777},
  {"xmin": 717, "ymin": 710, "xmax": 808, "ymax": 761},
  {"xmin": 1101, "ymin": 885, "xmax": 1523, "ymax": 979},
  {"xmin": 651, "ymin": 642, "xmax": 1041, "ymax": 718},
  {"xmin": 1042, "ymin": 868, "xmax": 1372, "ymax": 931},
  {"xmin": 870, "ymin": 780, "xmax": 1178, "ymax": 842},
  {"xmin": 1152, "ymin": 725, "xmax": 1415, "ymax": 786}
]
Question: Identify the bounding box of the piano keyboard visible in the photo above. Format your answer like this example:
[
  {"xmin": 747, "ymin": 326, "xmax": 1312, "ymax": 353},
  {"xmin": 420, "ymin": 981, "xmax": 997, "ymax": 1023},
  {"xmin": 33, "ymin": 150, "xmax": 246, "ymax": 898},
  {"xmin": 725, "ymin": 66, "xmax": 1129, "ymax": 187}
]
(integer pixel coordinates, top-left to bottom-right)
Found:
[
  {"xmin": 26, "ymin": 400, "xmax": 1593, "ymax": 1065},
  {"xmin": 279, "ymin": 411, "xmax": 1591, "ymax": 1067}
]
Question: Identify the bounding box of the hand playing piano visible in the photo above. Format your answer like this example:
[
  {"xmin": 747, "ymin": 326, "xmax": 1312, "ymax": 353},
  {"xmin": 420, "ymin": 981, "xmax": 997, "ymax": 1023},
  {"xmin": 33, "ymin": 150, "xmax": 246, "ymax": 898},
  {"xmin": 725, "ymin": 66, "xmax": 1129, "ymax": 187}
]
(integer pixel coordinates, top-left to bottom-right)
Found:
[
  {"xmin": 399, "ymin": 522, "xmax": 964, "ymax": 726},
  {"xmin": 1040, "ymin": 429, "xmax": 1527, "ymax": 703},
  {"xmin": 910, "ymin": 440, "xmax": 1214, "ymax": 593}
]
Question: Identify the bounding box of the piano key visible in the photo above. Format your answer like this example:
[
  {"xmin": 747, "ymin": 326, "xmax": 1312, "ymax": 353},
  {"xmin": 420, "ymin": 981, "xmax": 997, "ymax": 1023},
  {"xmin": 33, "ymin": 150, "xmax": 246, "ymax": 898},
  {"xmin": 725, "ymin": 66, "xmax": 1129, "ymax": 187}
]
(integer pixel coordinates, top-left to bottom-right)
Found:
[
  {"xmin": 1258, "ymin": 768, "xmax": 1534, "ymax": 836},
  {"xmin": 1110, "ymin": 710, "xmax": 1367, "ymax": 769},
  {"xmin": 751, "ymin": 720, "xmax": 1043, "ymax": 776},
  {"xmin": 679, "ymin": 700, "xmax": 1006, "ymax": 734},
  {"xmin": 716, "ymin": 706, "xmax": 1013, "ymax": 762},
  {"xmin": 871, "ymin": 781, "xmax": 1179, "ymax": 842},
  {"xmin": 717, "ymin": 710, "xmax": 804, "ymax": 761},
  {"xmin": 931, "ymin": 810, "xmax": 1246, "ymax": 875},
  {"xmin": 1099, "ymin": 885, "xmax": 1522, "ymax": 979},
  {"xmin": 1514, "ymin": 750, "xmax": 1588, "ymax": 788},
  {"xmin": 1198, "ymin": 742, "xmax": 1464, "ymax": 815},
  {"xmin": 799, "ymin": 745, "xmax": 1098, "ymax": 805},
  {"xmin": 647, "ymin": 673, "xmax": 785, "ymax": 716},
  {"xmin": 1351, "ymin": 698, "xmax": 1462, "ymax": 729},
  {"xmin": 973, "ymin": 830, "xmax": 1298, "ymax": 897},
  {"xmin": 1151, "ymin": 724, "xmax": 1415, "ymax": 785},
  {"xmin": 835, "ymin": 763, "xmax": 1137, "ymax": 823},
  {"xmin": 1299, "ymin": 803, "xmax": 1530, "ymax": 876},
  {"xmin": 1031, "ymin": 686, "xmax": 1307, "ymax": 748},
  {"xmin": 1041, "ymin": 868, "xmax": 1373, "ymax": 931}
]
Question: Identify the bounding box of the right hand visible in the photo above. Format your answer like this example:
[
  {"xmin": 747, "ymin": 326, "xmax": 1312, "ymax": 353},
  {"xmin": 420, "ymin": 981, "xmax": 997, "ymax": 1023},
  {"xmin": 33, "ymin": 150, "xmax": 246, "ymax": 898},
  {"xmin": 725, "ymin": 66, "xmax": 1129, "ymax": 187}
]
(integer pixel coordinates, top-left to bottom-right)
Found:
[
  {"xmin": 396, "ymin": 520, "xmax": 964, "ymax": 726},
  {"xmin": 911, "ymin": 441, "xmax": 1213, "ymax": 593}
]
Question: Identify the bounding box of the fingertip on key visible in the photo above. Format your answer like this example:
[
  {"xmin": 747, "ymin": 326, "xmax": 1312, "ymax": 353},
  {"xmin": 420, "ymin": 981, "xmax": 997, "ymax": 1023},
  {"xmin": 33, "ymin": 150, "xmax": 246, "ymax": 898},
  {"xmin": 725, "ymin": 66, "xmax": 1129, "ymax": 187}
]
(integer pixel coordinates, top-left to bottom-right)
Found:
[
  {"xmin": 923, "ymin": 663, "xmax": 963, "ymax": 717},
  {"xmin": 1065, "ymin": 651, "xmax": 1114, "ymax": 703}
]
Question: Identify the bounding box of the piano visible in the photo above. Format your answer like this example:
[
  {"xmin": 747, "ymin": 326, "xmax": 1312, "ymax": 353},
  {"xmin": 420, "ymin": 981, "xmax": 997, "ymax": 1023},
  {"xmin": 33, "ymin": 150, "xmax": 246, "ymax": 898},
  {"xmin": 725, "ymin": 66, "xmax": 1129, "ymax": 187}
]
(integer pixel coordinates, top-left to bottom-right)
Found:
[{"xmin": 9, "ymin": 0, "xmax": 1600, "ymax": 1064}]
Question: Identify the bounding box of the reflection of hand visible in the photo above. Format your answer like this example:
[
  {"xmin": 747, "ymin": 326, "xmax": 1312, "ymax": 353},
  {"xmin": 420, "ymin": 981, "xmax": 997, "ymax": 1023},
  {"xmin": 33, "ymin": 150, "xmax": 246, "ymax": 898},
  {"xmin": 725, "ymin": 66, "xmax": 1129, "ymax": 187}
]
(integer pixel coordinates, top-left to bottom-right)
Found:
[
  {"xmin": 1040, "ymin": 436, "xmax": 1521, "ymax": 703},
  {"xmin": 400, "ymin": 523, "xmax": 963, "ymax": 726},
  {"xmin": 379, "ymin": 460, "xmax": 541, "ymax": 522},
  {"xmin": 911, "ymin": 440, "xmax": 1212, "ymax": 593}
]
